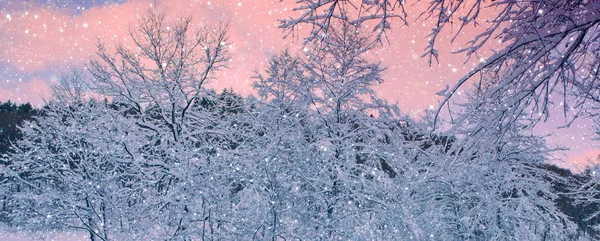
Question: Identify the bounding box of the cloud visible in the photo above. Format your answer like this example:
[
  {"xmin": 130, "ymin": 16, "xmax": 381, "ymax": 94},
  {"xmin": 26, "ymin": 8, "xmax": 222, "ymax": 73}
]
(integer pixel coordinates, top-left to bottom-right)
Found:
[
  {"xmin": 0, "ymin": 0, "xmax": 297, "ymax": 98},
  {"xmin": 550, "ymin": 149, "xmax": 600, "ymax": 173},
  {"xmin": 0, "ymin": 78, "xmax": 52, "ymax": 106},
  {"xmin": 0, "ymin": 0, "xmax": 149, "ymax": 72}
]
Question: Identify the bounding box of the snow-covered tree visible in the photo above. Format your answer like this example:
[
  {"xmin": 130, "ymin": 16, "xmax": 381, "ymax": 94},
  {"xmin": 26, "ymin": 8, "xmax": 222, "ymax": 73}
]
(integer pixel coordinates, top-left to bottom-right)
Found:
[
  {"xmin": 573, "ymin": 167, "xmax": 600, "ymax": 236},
  {"xmin": 418, "ymin": 79, "xmax": 577, "ymax": 239},
  {"xmin": 89, "ymin": 8, "xmax": 230, "ymax": 143},
  {"xmin": 251, "ymin": 22, "xmax": 405, "ymax": 239},
  {"xmin": 283, "ymin": 0, "xmax": 600, "ymax": 134},
  {"xmin": 0, "ymin": 84, "xmax": 158, "ymax": 240},
  {"xmin": 86, "ymin": 8, "xmax": 237, "ymax": 239},
  {"xmin": 252, "ymin": 17, "xmax": 578, "ymax": 239},
  {"xmin": 1, "ymin": 84, "xmax": 262, "ymax": 240}
]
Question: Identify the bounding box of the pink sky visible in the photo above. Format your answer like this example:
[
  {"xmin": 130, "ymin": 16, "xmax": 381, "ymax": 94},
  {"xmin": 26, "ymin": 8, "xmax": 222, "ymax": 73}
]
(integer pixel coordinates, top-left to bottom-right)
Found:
[{"xmin": 0, "ymin": 0, "xmax": 598, "ymax": 171}]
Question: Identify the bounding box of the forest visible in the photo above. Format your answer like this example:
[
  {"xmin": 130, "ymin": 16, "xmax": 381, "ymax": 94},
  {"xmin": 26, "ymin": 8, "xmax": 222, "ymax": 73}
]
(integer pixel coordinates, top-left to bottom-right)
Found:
[{"xmin": 1, "ymin": 0, "xmax": 600, "ymax": 240}]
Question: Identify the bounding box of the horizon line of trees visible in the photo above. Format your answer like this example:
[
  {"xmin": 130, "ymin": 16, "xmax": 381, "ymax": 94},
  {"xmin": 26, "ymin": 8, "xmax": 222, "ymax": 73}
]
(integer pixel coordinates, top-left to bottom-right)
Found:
[{"xmin": 1, "ymin": 95, "xmax": 600, "ymax": 239}]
